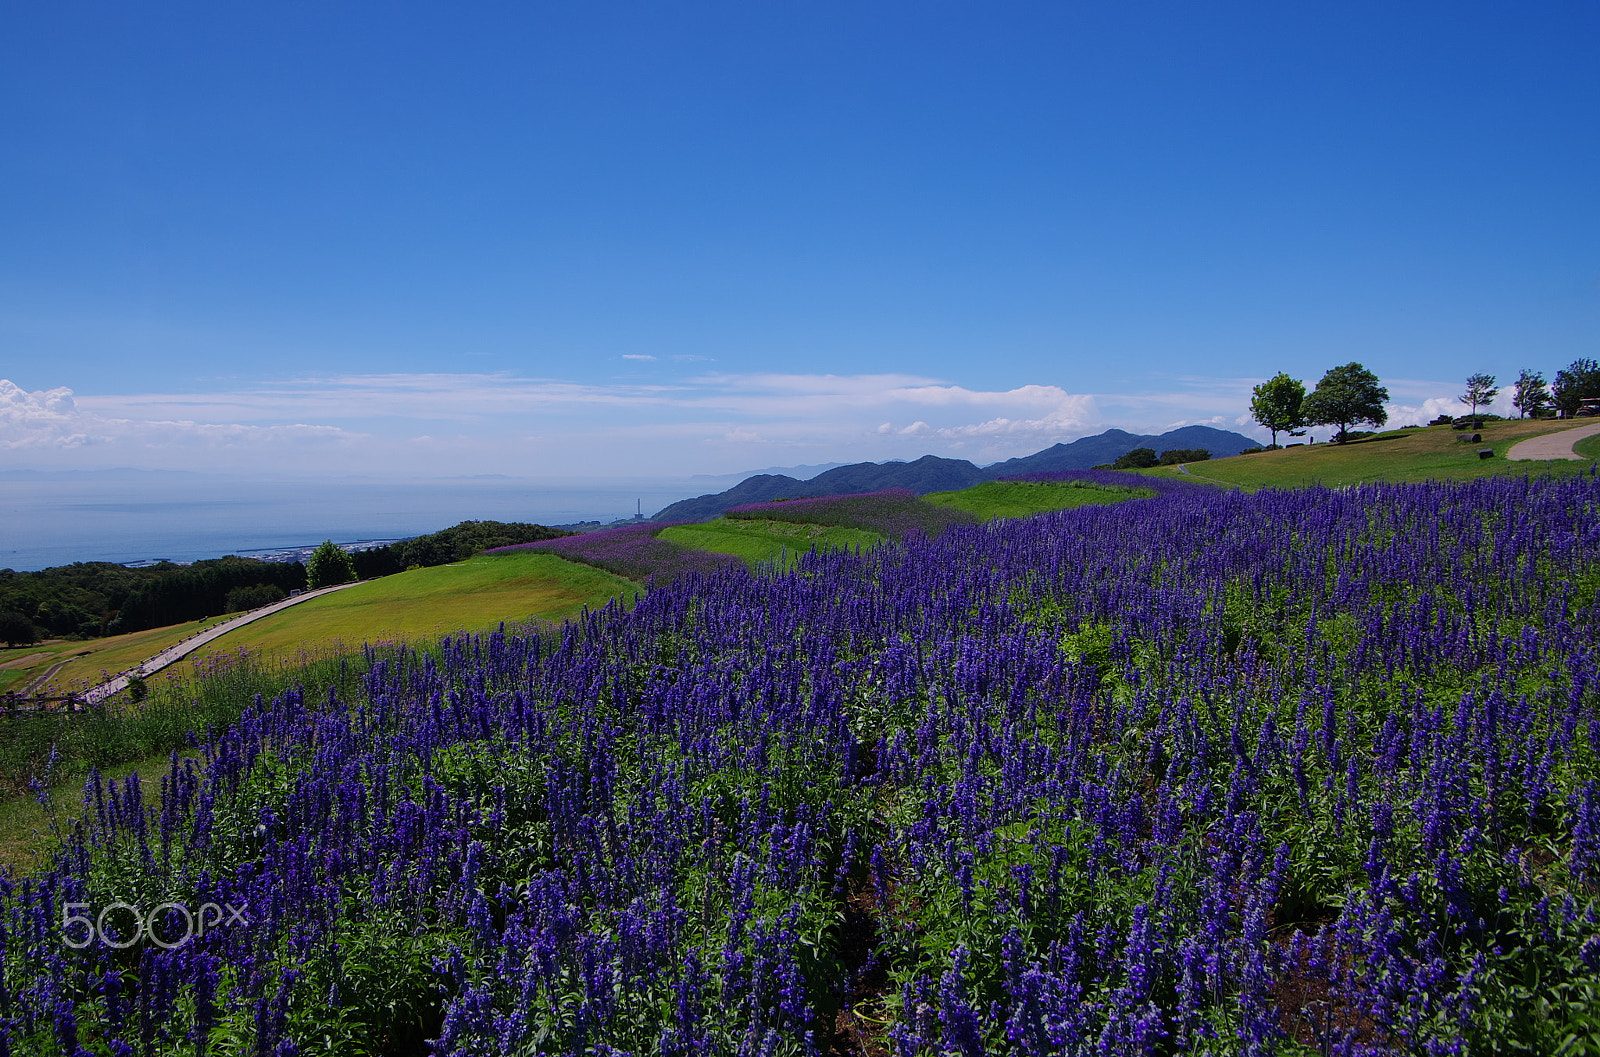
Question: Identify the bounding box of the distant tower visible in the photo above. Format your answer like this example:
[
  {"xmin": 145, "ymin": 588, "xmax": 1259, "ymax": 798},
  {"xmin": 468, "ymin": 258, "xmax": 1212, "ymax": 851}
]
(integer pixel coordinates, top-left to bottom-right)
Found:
[{"xmin": 635, "ymin": 498, "xmax": 643, "ymax": 521}]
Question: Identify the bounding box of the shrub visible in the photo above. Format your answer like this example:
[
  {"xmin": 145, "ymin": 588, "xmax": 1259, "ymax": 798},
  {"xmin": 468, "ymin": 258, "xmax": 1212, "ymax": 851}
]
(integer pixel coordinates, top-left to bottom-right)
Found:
[{"xmin": 305, "ymin": 540, "xmax": 357, "ymax": 589}]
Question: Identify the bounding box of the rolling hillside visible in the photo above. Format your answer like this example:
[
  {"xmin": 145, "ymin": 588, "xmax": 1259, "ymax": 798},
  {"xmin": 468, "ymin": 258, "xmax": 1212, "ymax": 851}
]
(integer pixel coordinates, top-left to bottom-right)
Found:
[
  {"xmin": 1136, "ymin": 418, "xmax": 1595, "ymax": 490},
  {"xmin": 653, "ymin": 425, "xmax": 1255, "ymax": 522}
]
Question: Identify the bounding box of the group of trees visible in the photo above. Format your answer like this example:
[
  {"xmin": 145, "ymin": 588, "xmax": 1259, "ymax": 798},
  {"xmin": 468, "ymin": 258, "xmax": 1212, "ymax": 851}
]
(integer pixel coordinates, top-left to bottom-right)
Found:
[
  {"xmin": 1251, "ymin": 363, "xmax": 1390, "ymax": 446},
  {"xmin": 1504, "ymin": 359, "xmax": 1600, "ymax": 419},
  {"xmin": 1252, "ymin": 358, "xmax": 1600, "ymax": 448},
  {"xmin": 1103, "ymin": 447, "xmax": 1211, "ymax": 470},
  {"xmin": 0, "ymin": 556, "xmax": 307, "ymax": 645},
  {"xmin": 103, "ymin": 558, "xmax": 307, "ymax": 636}
]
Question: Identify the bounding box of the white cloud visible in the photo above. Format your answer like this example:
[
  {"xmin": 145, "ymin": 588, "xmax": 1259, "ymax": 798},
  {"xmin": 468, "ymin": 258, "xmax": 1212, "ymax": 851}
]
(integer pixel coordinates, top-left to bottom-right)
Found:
[
  {"xmin": 621, "ymin": 354, "xmax": 657, "ymax": 361},
  {"xmin": 6, "ymin": 369, "xmax": 1352, "ymax": 476},
  {"xmin": 0, "ymin": 379, "xmax": 354, "ymax": 462}
]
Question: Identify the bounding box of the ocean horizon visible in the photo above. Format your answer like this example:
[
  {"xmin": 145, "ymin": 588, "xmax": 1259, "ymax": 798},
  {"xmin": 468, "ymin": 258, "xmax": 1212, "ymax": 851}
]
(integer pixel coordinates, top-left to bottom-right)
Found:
[{"xmin": 0, "ymin": 470, "xmax": 707, "ymax": 571}]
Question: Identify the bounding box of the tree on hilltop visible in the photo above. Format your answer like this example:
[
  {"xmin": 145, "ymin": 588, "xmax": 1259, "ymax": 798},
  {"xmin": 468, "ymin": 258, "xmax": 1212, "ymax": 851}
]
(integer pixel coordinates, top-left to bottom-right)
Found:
[
  {"xmin": 306, "ymin": 540, "xmax": 357, "ymax": 590},
  {"xmin": 1512, "ymin": 369, "xmax": 1551, "ymax": 419},
  {"xmin": 1303, "ymin": 362, "xmax": 1389, "ymax": 443},
  {"xmin": 1459, "ymin": 373, "xmax": 1498, "ymax": 430},
  {"xmin": 1249, "ymin": 372, "xmax": 1307, "ymax": 448}
]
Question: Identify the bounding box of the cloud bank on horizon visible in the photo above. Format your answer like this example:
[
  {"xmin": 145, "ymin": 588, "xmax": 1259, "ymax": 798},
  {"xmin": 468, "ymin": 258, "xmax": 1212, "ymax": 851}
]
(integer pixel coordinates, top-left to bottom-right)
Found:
[{"xmin": 0, "ymin": 371, "xmax": 1505, "ymax": 479}]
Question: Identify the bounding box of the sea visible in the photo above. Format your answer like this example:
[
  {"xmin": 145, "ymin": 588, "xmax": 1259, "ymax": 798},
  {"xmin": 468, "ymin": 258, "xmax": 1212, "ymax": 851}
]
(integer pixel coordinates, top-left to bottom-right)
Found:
[{"xmin": 0, "ymin": 470, "xmax": 711, "ymax": 572}]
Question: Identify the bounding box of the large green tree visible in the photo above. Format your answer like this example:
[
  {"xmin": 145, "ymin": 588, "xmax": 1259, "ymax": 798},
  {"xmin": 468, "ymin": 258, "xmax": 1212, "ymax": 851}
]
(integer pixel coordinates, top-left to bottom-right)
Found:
[
  {"xmin": 1458, "ymin": 372, "xmax": 1498, "ymax": 429},
  {"xmin": 1302, "ymin": 362, "xmax": 1389, "ymax": 443},
  {"xmin": 305, "ymin": 540, "xmax": 358, "ymax": 589},
  {"xmin": 1249, "ymin": 372, "xmax": 1308, "ymax": 448},
  {"xmin": 1512, "ymin": 369, "xmax": 1552, "ymax": 419},
  {"xmin": 1553, "ymin": 358, "xmax": 1600, "ymax": 418}
]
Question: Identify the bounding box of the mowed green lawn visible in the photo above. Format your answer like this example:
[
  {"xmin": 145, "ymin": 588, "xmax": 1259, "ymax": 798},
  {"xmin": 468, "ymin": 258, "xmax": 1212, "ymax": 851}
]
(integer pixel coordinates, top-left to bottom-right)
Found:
[
  {"xmin": 656, "ymin": 518, "xmax": 884, "ymax": 571},
  {"xmin": 193, "ymin": 551, "xmax": 636, "ymax": 660},
  {"xmin": 923, "ymin": 479, "xmax": 1151, "ymax": 520},
  {"xmin": 1138, "ymin": 419, "xmax": 1597, "ymax": 491}
]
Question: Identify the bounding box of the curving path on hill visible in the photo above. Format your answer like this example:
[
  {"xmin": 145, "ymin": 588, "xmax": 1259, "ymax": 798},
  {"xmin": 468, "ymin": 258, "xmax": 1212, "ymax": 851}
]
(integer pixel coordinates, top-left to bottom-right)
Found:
[
  {"xmin": 1506, "ymin": 420, "xmax": 1600, "ymax": 461},
  {"xmin": 1175, "ymin": 463, "xmax": 1241, "ymax": 488},
  {"xmin": 80, "ymin": 581, "xmax": 361, "ymax": 705}
]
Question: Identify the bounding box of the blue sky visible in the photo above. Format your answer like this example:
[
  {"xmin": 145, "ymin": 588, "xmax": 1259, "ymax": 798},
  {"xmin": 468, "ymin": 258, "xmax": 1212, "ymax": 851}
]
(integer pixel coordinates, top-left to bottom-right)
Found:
[{"xmin": 3, "ymin": 0, "xmax": 1597, "ymax": 479}]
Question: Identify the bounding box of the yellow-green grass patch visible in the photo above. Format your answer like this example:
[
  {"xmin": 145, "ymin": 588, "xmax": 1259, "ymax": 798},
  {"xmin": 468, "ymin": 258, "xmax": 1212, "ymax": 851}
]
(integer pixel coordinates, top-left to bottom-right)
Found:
[
  {"xmin": 191, "ymin": 551, "xmax": 635, "ymax": 662},
  {"xmin": 1135, "ymin": 420, "xmax": 1596, "ymax": 491},
  {"xmin": 657, "ymin": 519, "xmax": 884, "ymax": 571},
  {"xmin": 1573, "ymin": 430, "xmax": 1600, "ymax": 460},
  {"xmin": 922, "ymin": 479, "xmax": 1150, "ymax": 520},
  {"xmin": 4, "ymin": 617, "xmax": 236, "ymax": 696}
]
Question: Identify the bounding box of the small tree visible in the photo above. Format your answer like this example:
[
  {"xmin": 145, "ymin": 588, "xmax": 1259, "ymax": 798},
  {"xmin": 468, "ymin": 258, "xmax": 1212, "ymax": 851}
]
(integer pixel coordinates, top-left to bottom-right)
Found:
[
  {"xmin": 1459, "ymin": 373, "xmax": 1498, "ymax": 430},
  {"xmin": 1249, "ymin": 372, "xmax": 1308, "ymax": 448},
  {"xmin": 1302, "ymin": 362, "xmax": 1389, "ymax": 443},
  {"xmin": 305, "ymin": 540, "xmax": 357, "ymax": 589},
  {"xmin": 1512, "ymin": 369, "xmax": 1551, "ymax": 419},
  {"xmin": 1553, "ymin": 358, "xmax": 1600, "ymax": 418}
]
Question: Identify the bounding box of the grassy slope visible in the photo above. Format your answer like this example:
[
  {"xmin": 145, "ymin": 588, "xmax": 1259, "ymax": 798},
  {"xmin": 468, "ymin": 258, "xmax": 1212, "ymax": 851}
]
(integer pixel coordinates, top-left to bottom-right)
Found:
[
  {"xmin": 656, "ymin": 519, "xmax": 884, "ymax": 571},
  {"xmin": 192, "ymin": 551, "xmax": 635, "ymax": 662},
  {"xmin": 1137, "ymin": 419, "xmax": 1596, "ymax": 490},
  {"xmin": 923, "ymin": 479, "xmax": 1149, "ymax": 519},
  {"xmin": 1573, "ymin": 430, "xmax": 1600, "ymax": 460},
  {"xmin": 2, "ymin": 616, "xmax": 236, "ymax": 695}
]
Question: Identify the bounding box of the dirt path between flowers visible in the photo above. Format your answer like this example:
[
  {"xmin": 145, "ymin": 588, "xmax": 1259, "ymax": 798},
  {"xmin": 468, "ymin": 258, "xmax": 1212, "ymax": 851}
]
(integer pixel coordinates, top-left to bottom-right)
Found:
[
  {"xmin": 81, "ymin": 581, "xmax": 361, "ymax": 705},
  {"xmin": 1506, "ymin": 420, "xmax": 1600, "ymax": 461}
]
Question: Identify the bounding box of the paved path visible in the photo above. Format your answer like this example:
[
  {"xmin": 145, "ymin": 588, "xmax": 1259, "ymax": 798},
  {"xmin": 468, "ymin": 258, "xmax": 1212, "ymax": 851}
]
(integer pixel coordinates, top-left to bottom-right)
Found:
[
  {"xmin": 81, "ymin": 581, "xmax": 362, "ymax": 705},
  {"xmin": 1506, "ymin": 420, "xmax": 1600, "ymax": 461},
  {"xmin": 1176, "ymin": 463, "xmax": 1241, "ymax": 488}
]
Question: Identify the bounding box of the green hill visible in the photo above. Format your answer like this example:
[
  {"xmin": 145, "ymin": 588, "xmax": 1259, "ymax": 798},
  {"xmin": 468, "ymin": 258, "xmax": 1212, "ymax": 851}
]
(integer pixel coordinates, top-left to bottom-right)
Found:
[
  {"xmin": 192, "ymin": 551, "xmax": 634, "ymax": 663},
  {"xmin": 923, "ymin": 478, "xmax": 1152, "ymax": 519},
  {"xmin": 1137, "ymin": 419, "xmax": 1596, "ymax": 490}
]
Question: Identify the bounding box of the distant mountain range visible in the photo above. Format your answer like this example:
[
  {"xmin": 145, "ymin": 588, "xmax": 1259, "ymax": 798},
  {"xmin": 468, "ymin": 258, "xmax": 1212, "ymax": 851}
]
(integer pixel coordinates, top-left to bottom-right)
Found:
[
  {"xmin": 653, "ymin": 425, "xmax": 1256, "ymax": 522},
  {"xmin": 689, "ymin": 461, "xmax": 850, "ymax": 483}
]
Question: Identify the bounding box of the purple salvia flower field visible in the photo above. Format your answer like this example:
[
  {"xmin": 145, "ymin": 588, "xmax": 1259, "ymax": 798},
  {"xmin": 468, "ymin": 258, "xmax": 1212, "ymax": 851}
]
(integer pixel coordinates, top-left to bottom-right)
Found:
[
  {"xmin": 3, "ymin": 471, "xmax": 1599, "ymax": 1053},
  {"xmin": 486, "ymin": 523, "xmax": 744, "ymax": 584},
  {"xmin": 727, "ymin": 489, "xmax": 978, "ymax": 540}
]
